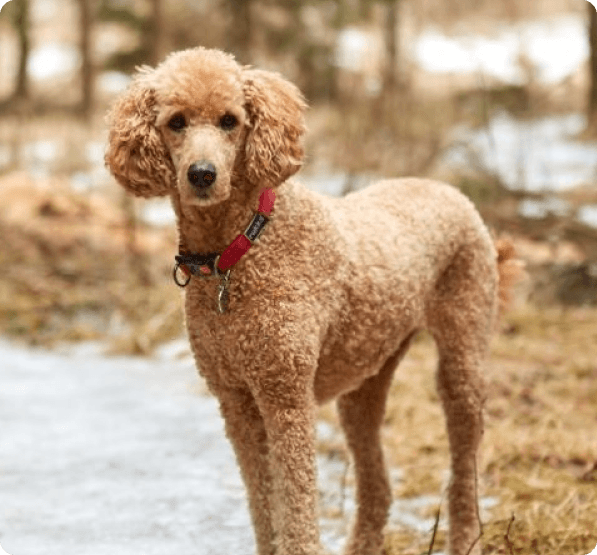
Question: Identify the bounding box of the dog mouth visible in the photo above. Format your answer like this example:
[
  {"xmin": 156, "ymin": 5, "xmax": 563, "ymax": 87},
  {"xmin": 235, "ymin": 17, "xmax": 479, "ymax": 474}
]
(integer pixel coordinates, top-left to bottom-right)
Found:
[
  {"xmin": 191, "ymin": 185, "xmax": 211, "ymax": 199},
  {"xmin": 182, "ymin": 177, "xmax": 231, "ymax": 206}
]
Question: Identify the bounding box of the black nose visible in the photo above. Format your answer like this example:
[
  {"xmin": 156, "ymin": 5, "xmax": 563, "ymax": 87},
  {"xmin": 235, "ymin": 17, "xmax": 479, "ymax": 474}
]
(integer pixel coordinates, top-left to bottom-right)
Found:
[{"xmin": 187, "ymin": 161, "xmax": 217, "ymax": 189}]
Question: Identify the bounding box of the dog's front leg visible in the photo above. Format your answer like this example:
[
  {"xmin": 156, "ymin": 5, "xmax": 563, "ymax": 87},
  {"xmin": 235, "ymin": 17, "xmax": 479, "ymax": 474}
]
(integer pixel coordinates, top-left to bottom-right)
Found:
[
  {"xmin": 218, "ymin": 388, "xmax": 276, "ymax": 555},
  {"xmin": 257, "ymin": 390, "xmax": 320, "ymax": 555}
]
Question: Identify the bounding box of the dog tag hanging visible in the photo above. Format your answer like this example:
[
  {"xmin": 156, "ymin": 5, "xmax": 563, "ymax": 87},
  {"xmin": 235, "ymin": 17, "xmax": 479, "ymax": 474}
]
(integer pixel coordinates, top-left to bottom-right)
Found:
[{"xmin": 217, "ymin": 270, "xmax": 231, "ymax": 314}]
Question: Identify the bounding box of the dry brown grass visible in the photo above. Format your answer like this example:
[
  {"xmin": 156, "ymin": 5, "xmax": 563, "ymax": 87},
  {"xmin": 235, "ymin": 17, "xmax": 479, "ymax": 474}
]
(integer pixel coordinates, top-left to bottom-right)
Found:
[
  {"xmin": 317, "ymin": 306, "xmax": 597, "ymax": 555},
  {"xmin": 310, "ymin": 93, "xmax": 457, "ymax": 182},
  {"xmin": 0, "ymin": 172, "xmax": 183, "ymax": 353}
]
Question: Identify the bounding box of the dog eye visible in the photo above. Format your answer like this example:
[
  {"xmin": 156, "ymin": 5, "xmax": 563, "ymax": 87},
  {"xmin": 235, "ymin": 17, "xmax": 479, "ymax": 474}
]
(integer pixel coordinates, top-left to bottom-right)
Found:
[
  {"xmin": 219, "ymin": 113, "xmax": 238, "ymax": 131},
  {"xmin": 167, "ymin": 114, "xmax": 187, "ymax": 132}
]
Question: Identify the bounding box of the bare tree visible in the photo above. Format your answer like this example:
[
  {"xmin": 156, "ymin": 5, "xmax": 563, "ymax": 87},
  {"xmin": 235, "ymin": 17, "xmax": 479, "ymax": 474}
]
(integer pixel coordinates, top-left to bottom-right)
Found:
[
  {"xmin": 14, "ymin": 0, "xmax": 30, "ymax": 101},
  {"xmin": 78, "ymin": 0, "xmax": 94, "ymax": 118},
  {"xmin": 226, "ymin": 0, "xmax": 253, "ymax": 64},
  {"xmin": 589, "ymin": 1, "xmax": 597, "ymax": 128},
  {"xmin": 381, "ymin": 0, "xmax": 399, "ymax": 96},
  {"xmin": 149, "ymin": 0, "xmax": 167, "ymax": 65}
]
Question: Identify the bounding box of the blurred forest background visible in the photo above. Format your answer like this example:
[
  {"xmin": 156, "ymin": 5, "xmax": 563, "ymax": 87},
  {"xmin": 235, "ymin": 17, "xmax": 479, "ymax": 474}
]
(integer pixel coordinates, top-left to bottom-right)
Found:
[
  {"xmin": 1, "ymin": 0, "xmax": 597, "ymax": 553},
  {"xmin": 0, "ymin": 0, "xmax": 597, "ymax": 345}
]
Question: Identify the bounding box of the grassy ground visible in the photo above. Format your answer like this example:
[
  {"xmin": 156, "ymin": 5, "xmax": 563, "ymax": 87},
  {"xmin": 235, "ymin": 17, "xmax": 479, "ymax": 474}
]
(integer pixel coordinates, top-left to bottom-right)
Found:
[
  {"xmin": 318, "ymin": 306, "xmax": 597, "ymax": 555},
  {"xmin": 0, "ymin": 172, "xmax": 183, "ymax": 352}
]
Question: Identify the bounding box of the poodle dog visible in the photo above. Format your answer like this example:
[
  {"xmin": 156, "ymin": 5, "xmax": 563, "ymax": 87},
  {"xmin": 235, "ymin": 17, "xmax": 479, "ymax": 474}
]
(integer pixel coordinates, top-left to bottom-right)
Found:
[{"xmin": 105, "ymin": 47, "xmax": 517, "ymax": 555}]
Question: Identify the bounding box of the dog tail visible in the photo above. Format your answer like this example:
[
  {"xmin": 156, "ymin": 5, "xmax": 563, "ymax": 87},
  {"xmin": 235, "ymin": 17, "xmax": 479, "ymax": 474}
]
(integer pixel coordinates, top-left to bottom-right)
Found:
[{"xmin": 495, "ymin": 238, "xmax": 524, "ymax": 317}]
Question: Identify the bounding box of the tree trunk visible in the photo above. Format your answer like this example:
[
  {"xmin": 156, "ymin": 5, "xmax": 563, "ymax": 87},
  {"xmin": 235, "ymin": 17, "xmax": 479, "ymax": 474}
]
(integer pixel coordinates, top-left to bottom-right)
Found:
[
  {"xmin": 78, "ymin": 0, "xmax": 93, "ymax": 119},
  {"xmin": 382, "ymin": 0, "xmax": 399, "ymax": 97},
  {"xmin": 589, "ymin": 1, "xmax": 597, "ymax": 127},
  {"xmin": 14, "ymin": 0, "xmax": 30, "ymax": 101},
  {"xmin": 149, "ymin": 0, "xmax": 166, "ymax": 66},
  {"xmin": 227, "ymin": 0, "xmax": 252, "ymax": 64}
]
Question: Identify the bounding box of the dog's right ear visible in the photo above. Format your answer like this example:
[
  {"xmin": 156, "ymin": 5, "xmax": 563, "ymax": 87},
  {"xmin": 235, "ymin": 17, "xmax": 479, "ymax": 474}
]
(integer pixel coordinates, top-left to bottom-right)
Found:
[{"xmin": 105, "ymin": 82, "xmax": 176, "ymax": 197}]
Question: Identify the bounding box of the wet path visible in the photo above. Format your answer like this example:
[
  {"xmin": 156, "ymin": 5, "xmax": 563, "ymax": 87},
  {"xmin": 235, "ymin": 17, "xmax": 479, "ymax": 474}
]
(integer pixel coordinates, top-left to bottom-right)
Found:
[{"xmin": 0, "ymin": 340, "xmax": 254, "ymax": 555}]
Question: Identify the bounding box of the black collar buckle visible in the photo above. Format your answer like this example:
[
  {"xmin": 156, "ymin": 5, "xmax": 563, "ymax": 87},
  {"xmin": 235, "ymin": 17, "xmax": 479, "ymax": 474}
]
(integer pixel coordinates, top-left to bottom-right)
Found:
[{"xmin": 173, "ymin": 252, "xmax": 220, "ymax": 287}]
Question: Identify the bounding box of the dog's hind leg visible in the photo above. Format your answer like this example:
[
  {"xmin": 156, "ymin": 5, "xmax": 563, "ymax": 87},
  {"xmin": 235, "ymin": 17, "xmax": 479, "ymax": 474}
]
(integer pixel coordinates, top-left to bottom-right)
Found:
[
  {"xmin": 428, "ymin": 243, "xmax": 496, "ymax": 555},
  {"xmin": 337, "ymin": 334, "xmax": 415, "ymax": 555},
  {"xmin": 434, "ymin": 344, "xmax": 485, "ymax": 555}
]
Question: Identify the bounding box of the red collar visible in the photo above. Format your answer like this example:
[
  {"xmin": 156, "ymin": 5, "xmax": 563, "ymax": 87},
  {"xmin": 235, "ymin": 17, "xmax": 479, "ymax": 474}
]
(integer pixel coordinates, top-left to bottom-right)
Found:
[{"xmin": 173, "ymin": 188, "xmax": 275, "ymax": 287}]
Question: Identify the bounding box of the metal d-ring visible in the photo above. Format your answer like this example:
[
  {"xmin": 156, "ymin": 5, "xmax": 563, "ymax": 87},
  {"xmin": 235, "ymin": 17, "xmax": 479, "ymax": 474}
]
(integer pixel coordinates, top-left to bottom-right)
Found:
[
  {"xmin": 173, "ymin": 262, "xmax": 191, "ymax": 287},
  {"xmin": 214, "ymin": 255, "xmax": 232, "ymax": 314}
]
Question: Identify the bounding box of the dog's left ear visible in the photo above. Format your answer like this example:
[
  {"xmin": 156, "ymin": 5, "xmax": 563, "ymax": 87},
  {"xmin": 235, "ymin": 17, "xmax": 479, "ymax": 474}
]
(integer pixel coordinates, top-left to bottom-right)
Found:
[{"xmin": 242, "ymin": 68, "xmax": 307, "ymax": 187}]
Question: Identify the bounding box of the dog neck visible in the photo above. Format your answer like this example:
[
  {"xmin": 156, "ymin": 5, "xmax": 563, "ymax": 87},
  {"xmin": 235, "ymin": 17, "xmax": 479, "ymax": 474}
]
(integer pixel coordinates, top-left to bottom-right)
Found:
[{"xmin": 171, "ymin": 183, "xmax": 261, "ymax": 255}]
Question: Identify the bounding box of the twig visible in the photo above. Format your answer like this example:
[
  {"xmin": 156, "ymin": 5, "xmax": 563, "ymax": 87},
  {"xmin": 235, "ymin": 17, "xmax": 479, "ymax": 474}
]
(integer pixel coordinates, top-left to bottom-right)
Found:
[
  {"xmin": 477, "ymin": 69, "xmax": 497, "ymax": 174},
  {"xmin": 464, "ymin": 530, "xmax": 483, "ymax": 555},
  {"xmin": 504, "ymin": 514, "xmax": 516, "ymax": 555},
  {"xmin": 427, "ymin": 454, "xmax": 484, "ymax": 555},
  {"xmin": 426, "ymin": 504, "xmax": 441, "ymax": 555},
  {"xmin": 426, "ymin": 486, "xmax": 448, "ymax": 555}
]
